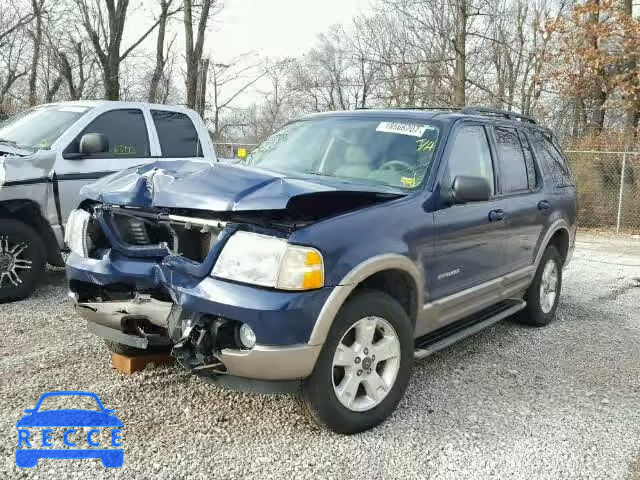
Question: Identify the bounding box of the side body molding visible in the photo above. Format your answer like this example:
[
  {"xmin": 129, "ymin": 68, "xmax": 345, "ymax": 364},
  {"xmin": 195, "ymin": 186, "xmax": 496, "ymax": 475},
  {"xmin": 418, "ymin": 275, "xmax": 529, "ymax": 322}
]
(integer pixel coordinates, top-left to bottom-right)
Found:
[{"xmin": 308, "ymin": 254, "xmax": 423, "ymax": 346}]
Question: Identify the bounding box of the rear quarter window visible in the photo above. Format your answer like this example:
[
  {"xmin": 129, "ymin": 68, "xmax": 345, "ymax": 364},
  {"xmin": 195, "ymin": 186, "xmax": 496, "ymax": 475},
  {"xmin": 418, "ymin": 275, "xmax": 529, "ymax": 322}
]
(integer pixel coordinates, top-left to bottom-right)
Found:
[{"xmin": 532, "ymin": 131, "xmax": 574, "ymax": 187}]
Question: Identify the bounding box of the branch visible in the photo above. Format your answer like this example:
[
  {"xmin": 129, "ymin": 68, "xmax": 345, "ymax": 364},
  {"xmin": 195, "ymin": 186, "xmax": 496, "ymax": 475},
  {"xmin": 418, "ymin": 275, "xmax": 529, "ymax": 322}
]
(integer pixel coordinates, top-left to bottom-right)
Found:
[{"xmin": 119, "ymin": 7, "xmax": 181, "ymax": 62}]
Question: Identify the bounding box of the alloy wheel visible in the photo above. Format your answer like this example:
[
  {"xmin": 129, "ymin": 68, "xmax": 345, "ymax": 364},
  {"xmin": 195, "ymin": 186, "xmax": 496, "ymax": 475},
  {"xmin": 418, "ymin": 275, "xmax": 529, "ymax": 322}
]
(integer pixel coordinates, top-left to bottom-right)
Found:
[
  {"xmin": 539, "ymin": 259, "xmax": 559, "ymax": 314},
  {"xmin": 0, "ymin": 236, "xmax": 32, "ymax": 287},
  {"xmin": 331, "ymin": 316, "xmax": 401, "ymax": 412}
]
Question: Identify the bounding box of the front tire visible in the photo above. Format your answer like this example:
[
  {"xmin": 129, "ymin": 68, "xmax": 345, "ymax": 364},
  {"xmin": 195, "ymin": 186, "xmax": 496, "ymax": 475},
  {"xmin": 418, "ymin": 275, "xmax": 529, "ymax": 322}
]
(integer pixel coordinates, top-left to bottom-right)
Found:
[
  {"xmin": 302, "ymin": 290, "xmax": 414, "ymax": 434},
  {"xmin": 0, "ymin": 219, "xmax": 46, "ymax": 303},
  {"xmin": 518, "ymin": 245, "xmax": 563, "ymax": 327}
]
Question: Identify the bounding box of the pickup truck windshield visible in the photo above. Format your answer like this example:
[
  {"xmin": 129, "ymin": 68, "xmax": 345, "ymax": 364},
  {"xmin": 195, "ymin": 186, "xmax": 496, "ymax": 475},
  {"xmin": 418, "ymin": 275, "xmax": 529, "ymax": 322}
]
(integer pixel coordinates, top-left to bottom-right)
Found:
[
  {"xmin": 0, "ymin": 105, "xmax": 90, "ymax": 150},
  {"xmin": 245, "ymin": 117, "xmax": 441, "ymax": 189}
]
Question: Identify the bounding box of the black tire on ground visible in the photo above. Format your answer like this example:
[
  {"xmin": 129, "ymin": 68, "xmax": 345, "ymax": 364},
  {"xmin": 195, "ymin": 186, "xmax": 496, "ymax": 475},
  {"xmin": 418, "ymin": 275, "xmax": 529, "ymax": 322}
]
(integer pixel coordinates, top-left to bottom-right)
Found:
[
  {"xmin": 517, "ymin": 245, "xmax": 563, "ymax": 327},
  {"xmin": 0, "ymin": 219, "xmax": 47, "ymax": 303},
  {"xmin": 302, "ymin": 289, "xmax": 414, "ymax": 434}
]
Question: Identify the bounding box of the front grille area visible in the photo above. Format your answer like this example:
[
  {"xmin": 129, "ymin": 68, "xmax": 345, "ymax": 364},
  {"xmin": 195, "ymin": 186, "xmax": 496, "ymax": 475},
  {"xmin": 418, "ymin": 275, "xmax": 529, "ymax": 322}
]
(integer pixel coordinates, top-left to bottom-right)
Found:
[{"xmin": 106, "ymin": 210, "xmax": 223, "ymax": 263}]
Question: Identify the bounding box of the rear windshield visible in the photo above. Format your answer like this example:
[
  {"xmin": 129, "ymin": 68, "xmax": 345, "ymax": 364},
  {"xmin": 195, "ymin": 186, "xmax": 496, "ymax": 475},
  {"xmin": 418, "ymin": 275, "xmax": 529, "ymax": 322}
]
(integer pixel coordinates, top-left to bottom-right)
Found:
[{"xmin": 245, "ymin": 117, "xmax": 442, "ymax": 189}]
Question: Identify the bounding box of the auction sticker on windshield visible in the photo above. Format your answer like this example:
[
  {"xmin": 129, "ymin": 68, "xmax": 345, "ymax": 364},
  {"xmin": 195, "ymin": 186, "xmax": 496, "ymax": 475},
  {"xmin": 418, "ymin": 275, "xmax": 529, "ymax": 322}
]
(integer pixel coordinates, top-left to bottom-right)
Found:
[
  {"xmin": 376, "ymin": 121, "xmax": 431, "ymax": 137},
  {"xmin": 15, "ymin": 391, "xmax": 123, "ymax": 468}
]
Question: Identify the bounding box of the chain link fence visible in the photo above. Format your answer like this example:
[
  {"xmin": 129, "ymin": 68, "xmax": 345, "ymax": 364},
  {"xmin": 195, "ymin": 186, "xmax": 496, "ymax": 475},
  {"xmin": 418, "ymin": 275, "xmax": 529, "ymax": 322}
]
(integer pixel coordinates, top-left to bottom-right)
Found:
[
  {"xmin": 565, "ymin": 150, "xmax": 640, "ymax": 233},
  {"xmin": 214, "ymin": 143, "xmax": 258, "ymax": 160},
  {"xmin": 213, "ymin": 143, "xmax": 640, "ymax": 234}
]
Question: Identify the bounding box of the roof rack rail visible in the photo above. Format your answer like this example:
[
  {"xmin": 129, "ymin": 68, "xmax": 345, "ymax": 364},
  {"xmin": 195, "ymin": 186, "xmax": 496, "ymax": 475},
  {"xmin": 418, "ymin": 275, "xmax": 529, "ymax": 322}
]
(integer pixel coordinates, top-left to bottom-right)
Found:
[
  {"xmin": 354, "ymin": 106, "xmax": 461, "ymax": 111},
  {"xmin": 461, "ymin": 107, "xmax": 537, "ymax": 124},
  {"xmin": 353, "ymin": 105, "xmax": 538, "ymax": 124}
]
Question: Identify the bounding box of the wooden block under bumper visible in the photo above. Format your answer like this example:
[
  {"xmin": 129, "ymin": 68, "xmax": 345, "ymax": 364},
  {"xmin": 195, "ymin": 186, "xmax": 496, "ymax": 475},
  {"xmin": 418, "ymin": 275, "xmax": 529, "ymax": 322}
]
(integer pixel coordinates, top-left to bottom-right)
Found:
[{"xmin": 111, "ymin": 352, "xmax": 173, "ymax": 374}]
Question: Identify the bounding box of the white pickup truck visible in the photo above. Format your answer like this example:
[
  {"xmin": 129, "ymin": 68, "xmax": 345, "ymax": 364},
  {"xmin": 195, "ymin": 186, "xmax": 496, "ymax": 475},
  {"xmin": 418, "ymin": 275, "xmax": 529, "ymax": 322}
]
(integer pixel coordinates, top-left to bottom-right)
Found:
[{"xmin": 0, "ymin": 100, "xmax": 215, "ymax": 302}]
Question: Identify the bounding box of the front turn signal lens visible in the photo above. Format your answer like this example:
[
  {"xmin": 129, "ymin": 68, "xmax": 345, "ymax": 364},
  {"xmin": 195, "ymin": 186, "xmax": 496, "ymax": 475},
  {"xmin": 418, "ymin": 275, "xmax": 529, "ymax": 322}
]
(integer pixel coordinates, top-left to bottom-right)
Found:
[{"xmin": 277, "ymin": 245, "xmax": 324, "ymax": 290}]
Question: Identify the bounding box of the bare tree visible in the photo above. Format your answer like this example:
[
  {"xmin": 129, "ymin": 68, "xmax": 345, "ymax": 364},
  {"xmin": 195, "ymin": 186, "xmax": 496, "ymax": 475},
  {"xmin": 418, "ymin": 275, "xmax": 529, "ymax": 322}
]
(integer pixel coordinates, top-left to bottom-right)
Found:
[
  {"xmin": 208, "ymin": 53, "xmax": 265, "ymax": 137},
  {"xmin": 27, "ymin": 0, "xmax": 46, "ymax": 106},
  {"xmin": 149, "ymin": 0, "xmax": 178, "ymax": 103},
  {"xmin": 183, "ymin": 0, "xmax": 217, "ymax": 110},
  {"xmin": 74, "ymin": 0, "xmax": 165, "ymax": 100},
  {"xmin": 0, "ymin": 34, "xmax": 29, "ymax": 113},
  {"xmin": 0, "ymin": 1, "xmax": 34, "ymax": 49}
]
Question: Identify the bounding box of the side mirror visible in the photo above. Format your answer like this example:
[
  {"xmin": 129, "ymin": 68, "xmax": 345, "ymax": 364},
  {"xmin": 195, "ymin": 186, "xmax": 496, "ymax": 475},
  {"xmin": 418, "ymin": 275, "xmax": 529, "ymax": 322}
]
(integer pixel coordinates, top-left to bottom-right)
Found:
[
  {"xmin": 79, "ymin": 133, "xmax": 108, "ymax": 156},
  {"xmin": 452, "ymin": 175, "xmax": 491, "ymax": 203}
]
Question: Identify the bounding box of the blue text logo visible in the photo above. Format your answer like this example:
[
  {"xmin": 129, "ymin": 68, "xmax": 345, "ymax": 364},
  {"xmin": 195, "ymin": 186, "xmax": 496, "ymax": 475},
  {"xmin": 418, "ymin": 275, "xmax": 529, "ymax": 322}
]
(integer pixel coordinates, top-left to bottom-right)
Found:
[{"xmin": 15, "ymin": 391, "xmax": 123, "ymax": 468}]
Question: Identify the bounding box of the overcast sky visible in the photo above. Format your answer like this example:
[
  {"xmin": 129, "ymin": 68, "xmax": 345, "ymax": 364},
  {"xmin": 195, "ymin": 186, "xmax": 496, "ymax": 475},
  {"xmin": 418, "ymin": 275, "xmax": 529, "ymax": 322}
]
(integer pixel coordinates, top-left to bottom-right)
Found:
[
  {"xmin": 125, "ymin": 0, "xmax": 374, "ymax": 107},
  {"xmin": 210, "ymin": 0, "xmax": 373, "ymax": 59}
]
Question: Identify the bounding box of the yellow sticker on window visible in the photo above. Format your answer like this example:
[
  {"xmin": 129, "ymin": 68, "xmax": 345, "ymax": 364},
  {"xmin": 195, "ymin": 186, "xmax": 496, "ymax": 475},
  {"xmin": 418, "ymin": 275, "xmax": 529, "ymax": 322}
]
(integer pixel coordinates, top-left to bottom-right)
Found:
[
  {"xmin": 416, "ymin": 139, "xmax": 436, "ymax": 152},
  {"xmin": 401, "ymin": 176, "xmax": 416, "ymax": 188},
  {"xmin": 113, "ymin": 144, "xmax": 136, "ymax": 155}
]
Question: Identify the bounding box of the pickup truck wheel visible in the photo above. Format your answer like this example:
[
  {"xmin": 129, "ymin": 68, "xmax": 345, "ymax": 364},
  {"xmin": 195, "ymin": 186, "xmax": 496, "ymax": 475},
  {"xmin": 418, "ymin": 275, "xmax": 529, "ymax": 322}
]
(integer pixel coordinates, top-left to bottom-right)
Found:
[
  {"xmin": 0, "ymin": 219, "xmax": 46, "ymax": 303},
  {"xmin": 518, "ymin": 245, "xmax": 563, "ymax": 327},
  {"xmin": 302, "ymin": 290, "xmax": 413, "ymax": 434}
]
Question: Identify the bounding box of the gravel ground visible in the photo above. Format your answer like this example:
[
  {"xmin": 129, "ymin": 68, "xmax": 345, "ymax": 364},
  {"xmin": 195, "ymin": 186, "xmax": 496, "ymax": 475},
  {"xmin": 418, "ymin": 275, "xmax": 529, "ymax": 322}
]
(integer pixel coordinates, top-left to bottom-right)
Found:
[{"xmin": 1, "ymin": 232, "xmax": 639, "ymax": 479}]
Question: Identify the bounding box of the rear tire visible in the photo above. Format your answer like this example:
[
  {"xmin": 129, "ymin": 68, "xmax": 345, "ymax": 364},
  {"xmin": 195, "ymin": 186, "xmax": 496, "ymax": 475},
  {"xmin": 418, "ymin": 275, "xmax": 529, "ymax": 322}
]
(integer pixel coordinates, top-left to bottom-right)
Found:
[
  {"xmin": 517, "ymin": 245, "xmax": 563, "ymax": 327},
  {"xmin": 0, "ymin": 219, "xmax": 46, "ymax": 303},
  {"xmin": 302, "ymin": 290, "xmax": 413, "ymax": 434}
]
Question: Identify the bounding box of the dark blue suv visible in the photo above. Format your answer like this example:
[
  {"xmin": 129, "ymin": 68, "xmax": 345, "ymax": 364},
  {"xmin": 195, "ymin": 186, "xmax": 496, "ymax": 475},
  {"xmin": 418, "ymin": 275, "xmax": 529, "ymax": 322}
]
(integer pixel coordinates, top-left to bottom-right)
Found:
[{"xmin": 65, "ymin": 107, "xmax": 576, "ymax": 433}]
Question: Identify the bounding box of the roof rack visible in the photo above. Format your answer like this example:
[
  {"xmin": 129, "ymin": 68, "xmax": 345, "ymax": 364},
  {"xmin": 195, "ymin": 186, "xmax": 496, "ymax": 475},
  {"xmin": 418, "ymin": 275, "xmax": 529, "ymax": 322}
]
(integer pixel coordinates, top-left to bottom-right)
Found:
[
  {"xmin": 353, "ymin": 105, "xmax": 538, "ymax": 124},
  {"xmin": 461, "ymin": 107, "xmax": 538, "ymax": 124},
  {"xmin": 355, "ymin": 106, "xmax": 461, "ymax": 111}
]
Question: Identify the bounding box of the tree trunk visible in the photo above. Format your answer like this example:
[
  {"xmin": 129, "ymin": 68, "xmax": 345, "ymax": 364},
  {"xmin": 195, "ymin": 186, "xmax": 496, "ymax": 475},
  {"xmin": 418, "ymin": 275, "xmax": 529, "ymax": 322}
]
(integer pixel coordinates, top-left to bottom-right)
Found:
[
  {"xmin": 452, "ymin": 0, "xmax": 467, "ymax": 107},
  {"xmin": 184, "ymin": 0, "xmax": 213, "ymax": 109},
  {"xmin": 103, "ymin": 57, "xmax": 121, "ymax": 101},
  {"xmin": 196, "ymin": 58, "xmax": 209, "ymax": 117},
  {"xmin": 28, "ymin": 0, "xmax": 43, "ymax": 106},
  {"xmin": 149, "ymin": 0, "xmax": 170, "ymax": 103},
  {"xmin": 622, "ymin": 0, "xmax": 639, "ymax": 137},
  {"xmin": 585, "ymin": 0, "xmax": 606, "ymax": 135}
]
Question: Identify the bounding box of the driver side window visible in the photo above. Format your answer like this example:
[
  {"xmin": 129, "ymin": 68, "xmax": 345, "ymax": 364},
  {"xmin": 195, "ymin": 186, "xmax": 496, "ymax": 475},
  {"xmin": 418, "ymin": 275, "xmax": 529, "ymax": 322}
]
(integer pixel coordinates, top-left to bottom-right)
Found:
[
  {"xmin": 65, "ymin": 109, "xmax": 150, "ymax": 158},
  {"xmin": 444, "ymin": 125, "xmax": 495, "ymax": 195}
]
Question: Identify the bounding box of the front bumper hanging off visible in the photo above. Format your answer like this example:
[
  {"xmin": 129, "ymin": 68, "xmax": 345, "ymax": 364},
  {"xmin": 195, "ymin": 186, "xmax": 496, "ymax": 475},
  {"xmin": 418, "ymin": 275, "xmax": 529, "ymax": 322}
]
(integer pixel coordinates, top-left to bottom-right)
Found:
[{"xmin": 69, "ymin": 288, "xmax": 322, "ymax": 386}]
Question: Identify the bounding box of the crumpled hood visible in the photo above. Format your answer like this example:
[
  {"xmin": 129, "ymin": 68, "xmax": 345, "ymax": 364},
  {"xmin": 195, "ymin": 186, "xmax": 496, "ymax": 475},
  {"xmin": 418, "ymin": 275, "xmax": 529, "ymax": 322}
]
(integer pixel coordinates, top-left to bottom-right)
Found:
[{"xmin": 80, "ymin": 160, "xmax": 404, "ymax": 211}]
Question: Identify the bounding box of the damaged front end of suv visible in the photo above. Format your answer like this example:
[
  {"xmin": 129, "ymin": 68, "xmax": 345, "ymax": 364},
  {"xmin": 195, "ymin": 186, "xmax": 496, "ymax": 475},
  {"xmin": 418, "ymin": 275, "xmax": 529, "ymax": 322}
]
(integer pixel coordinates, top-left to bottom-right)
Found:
[{"xmin": 66, "ymin": 154, "xmax": 408, "ymax": 391}]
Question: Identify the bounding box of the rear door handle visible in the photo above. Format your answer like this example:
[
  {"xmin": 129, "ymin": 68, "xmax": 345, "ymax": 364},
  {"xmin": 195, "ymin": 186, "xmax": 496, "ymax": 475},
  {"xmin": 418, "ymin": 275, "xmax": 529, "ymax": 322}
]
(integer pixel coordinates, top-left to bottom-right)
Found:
[
  {"xmin": 488, "ymin": 209, "xmax": 505, "ymax": 222},
  {"xmin": 537, "ymin": 200, "xmax": 551, "ymax": 210}
]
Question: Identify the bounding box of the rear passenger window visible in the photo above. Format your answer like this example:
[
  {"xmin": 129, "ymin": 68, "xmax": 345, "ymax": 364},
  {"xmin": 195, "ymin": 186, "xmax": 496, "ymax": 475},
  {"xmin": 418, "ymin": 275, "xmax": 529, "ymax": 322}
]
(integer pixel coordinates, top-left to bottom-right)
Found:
[
  {"xmin": 494, "ymin": 127, "xmax": 528, "ymax": 193},
  {"xmin": 151, "ymin": 110, "xmax": 203, "ymax": 157},
  {"xmin": 445, "ymin": 125, "xmax": 494, "ymax": 196},
  {"xmin": 532, "ymin": 131, "xmax": 574, "ymax": 187}
]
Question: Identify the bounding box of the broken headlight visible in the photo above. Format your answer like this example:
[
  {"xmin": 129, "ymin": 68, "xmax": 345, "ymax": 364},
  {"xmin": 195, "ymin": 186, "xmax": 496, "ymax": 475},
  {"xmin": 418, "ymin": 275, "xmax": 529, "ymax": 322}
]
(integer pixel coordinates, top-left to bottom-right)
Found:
[
  {"xmin": 211, "ymin": 231, "xmax": 324, "ymax": 290},
  {"xmin": 65, "ymin": 209, "xmax": 92, "ymax": 258}
]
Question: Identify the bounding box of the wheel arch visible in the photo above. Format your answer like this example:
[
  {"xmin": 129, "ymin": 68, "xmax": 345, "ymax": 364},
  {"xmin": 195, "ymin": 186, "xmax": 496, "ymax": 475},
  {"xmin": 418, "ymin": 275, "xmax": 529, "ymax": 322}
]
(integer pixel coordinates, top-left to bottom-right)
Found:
[
  {"xmin": 308, "ymin": 254, "xmax": 423, "ymax": 346},
  {"xmin": 0, "ymin": 199, "xmax": 64, "ymax": 266},
  {"xmin": 534, "ymin": 219, "xmax": 571, "ymax": 268}
]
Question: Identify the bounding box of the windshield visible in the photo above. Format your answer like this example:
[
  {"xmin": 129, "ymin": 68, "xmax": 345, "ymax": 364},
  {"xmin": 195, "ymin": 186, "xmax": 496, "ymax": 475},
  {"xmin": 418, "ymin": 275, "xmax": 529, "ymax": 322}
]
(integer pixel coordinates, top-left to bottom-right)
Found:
[
  {"xmin": 0, "ymin": 105, "xmax": 90, "ymax": 150},
  {"xmin": 245, "ymin": 117, "xmax": 442, "ymax": 189}
]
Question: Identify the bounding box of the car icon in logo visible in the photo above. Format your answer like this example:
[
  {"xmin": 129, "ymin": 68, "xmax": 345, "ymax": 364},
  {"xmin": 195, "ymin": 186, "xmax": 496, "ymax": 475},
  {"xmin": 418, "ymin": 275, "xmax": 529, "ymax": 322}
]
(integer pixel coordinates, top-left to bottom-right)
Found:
[{"xmin": 15, "ymin": 391, "xmax": 123, "ymax": 468}]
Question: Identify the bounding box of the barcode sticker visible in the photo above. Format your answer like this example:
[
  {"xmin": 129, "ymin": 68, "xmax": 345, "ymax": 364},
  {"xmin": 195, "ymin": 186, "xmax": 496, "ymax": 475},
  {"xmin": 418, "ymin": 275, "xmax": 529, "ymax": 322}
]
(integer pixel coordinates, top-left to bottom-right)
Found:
[{"xmin": 376, "ymin": 121, "xmax": 429, "ymax": 137}]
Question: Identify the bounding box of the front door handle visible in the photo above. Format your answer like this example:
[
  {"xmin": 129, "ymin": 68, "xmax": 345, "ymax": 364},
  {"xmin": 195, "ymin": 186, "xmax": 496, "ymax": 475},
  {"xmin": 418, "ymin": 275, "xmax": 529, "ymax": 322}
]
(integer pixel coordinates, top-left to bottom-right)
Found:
[
  {"xmin": 488, "ymin": 209, "xmax": 505, "ymax": 222},
  {"xmin": 537, "ymin": 200, "xmax": 551, "ymax": 210}
]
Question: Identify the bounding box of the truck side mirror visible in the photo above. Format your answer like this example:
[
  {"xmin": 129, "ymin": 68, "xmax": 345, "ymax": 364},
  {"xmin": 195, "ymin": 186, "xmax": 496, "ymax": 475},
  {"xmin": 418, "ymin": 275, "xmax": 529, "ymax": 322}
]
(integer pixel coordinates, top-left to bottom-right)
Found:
[
  {"xmin": 452, "ymin": 175, "xmax": 491, "ymax": 203},
  {"xmin": 79, "ymin": 133, "xmax": 109, "ymax": 156}
]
